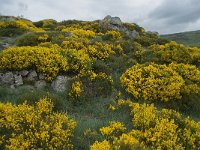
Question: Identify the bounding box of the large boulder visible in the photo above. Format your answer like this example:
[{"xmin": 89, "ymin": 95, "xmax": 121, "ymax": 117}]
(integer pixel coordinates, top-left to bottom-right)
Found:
[
  {"xmin": 103, "ymin": 15, "xmax": 122, "ymax": 26},
  {"xmin": 51, "ymin": 76, "xmax": 69, "ymax": 92}
]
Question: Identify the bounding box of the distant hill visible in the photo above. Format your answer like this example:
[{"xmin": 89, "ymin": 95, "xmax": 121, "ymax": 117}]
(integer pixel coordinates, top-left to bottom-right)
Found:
[{"xmin": 160, "ymin": 30, "xmax": 200, "ymax": 47}]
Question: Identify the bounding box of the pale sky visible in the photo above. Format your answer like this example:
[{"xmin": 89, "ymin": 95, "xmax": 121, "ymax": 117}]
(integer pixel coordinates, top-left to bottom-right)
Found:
[{"xmin": 1, "ymin": 0, "xmax": 200, "ymax": 34}]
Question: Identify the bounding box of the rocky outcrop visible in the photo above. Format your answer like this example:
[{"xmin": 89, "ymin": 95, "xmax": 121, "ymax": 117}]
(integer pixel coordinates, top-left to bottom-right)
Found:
[
  {"xmin": 51, "ymin": 76, "xmax": 69, "ymax": 92},
  {"xmin": 102, "ymin": 15, "xmax": 122, "ymax": 26},
  {"xmin": 126, "ymin": 30, "xmax": 140, "ymax": 39},
  {"xmin": 100, "ymin": 15, "xmax": 140, "ymax": 39}
]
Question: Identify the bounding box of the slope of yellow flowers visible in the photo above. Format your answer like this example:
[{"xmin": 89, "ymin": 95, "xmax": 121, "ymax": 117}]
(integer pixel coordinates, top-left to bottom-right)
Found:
[
  {"xmin": 0, "ymin": 98, "xmax": 76, "ymax": 149},
  {"xmin": 91, "ymin": 99, "xmax": 200, "ymax": 149}
]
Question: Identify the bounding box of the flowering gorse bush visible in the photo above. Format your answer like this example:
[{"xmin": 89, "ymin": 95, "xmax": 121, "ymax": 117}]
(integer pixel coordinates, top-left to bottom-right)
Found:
[
  {"xmin": 149, "ymin": 41, "xmax": 193, "ymax": 63},
  {"xmin": 0, "ymin": 46, "xmax": 68, "ymax": 81},
  {"xmin": 100, "ymin": 121, "xmax": 126, "ymax": 138},
  {"xmin": 120, "ymin": 63, "xmax": 184, "ymax": 102},
  {"xmin": 62, "ymin": 27, "xmax": 96, "ymax": 38},
  {"xmin": 91, "ymin": 99, "xmax": 200, "ymax": 149},
  {"xmin": 0, "ymin": 98, "xmax": 76, "ymax": 149},
  {"xmin": 0, "ymin": 19, "xmax": 44, "ymax": 32}
]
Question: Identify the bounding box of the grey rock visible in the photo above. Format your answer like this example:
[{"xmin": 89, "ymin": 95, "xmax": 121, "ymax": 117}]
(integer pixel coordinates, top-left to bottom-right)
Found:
[
  {"xmin": 14, "ymin": 74, "xmax": 23, "ymax": 86},
  {"xmin": 39, "ymin": 74, "xmax": 45, "ymax": 80},
  {"xmin": 27, "ymin": 70, "xmax": 38, "ymax": 81},
  {"xmin": 34, "ymin": 80, "xmax": 47, "ymax": 89},
  {"xmin": 10, "ymin": 85, "xmax": 15, "ymax": 89},
  {"xmin": 1, "ymin": 72, "xmax": 14, "ymax": 84},
  {"xmin": 103, "ymin": 15, "xmax": 122, "ymax": 26},
  {"xmin": 2, "ymin": 43, "xmax": 10, "ymax": 48},
  {"xmin": 126, "ymin": 30, "xmax": 140, "ymax": 39},
  {"xmin": 19, "ymin": 70, "xmax": 29, "ymax": 77},
  {"xmin": 51, "ymin": 76, "xmax": 69, "ymax": 92}
]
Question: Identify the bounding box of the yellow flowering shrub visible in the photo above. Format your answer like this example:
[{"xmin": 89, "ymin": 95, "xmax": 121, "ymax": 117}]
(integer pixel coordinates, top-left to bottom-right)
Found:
[
  {"xmin": 42, "ymin": 19, "xmax": 57, "ymax": 28},
  {"xmin": 169, "ymin": 63, "xmax": 200, "ymax": 83},
  {"xmin": 0, "ymin": 46, "xmax": 68, "ymax": 81},
  {"xmin": 149, "ymin": 41, "xmax": 192, "ymax": 63},
  {"xmin": 90, "ymin": 140, "xmax": 111, "ymax": 150},
  {"xmin": 62, "ymin": 36, "xmax": 90, "ymax": 50},
  {"xmin": 188, "ymin": 47, "xmax": 200, "ymax": 64},
  {"xmin": 63, "ymin": 48, "xmax": 92, "ymax": 75},
  {"xmin": 68, "ymin": 81, "xmax": 82, "ymax": 99},
  {"xmin": 100, "ymin": 121, "xmax": 126, "ymax": 138},
  {"xmin": 38, "ymin": 33, "xmax": 49, "ymax": 42},
  {"xmin": 62, "ymin": 27, "xmax": 96, "ymax": 38},
  {"xmin": 169, "ymin": 63, "xmax": 200, "ymax": 95},
  {"xmin": 91, "ymin": 99, "xmax": 200, "ymax": 149},
  {"xmin": 120, "ymin": 63, "xmax": 184, "ymax": 102},
  {"xmin": 103, "ymin": 30, "xmax": 122, "ymax": 40},
  {"xmin": 0, "ymin": 98, "xmax": 76, "ymax": 149},
  {"xmin": 112, "ymin": 133, "xmax": 144, "ymax": 150},
  {"xmin": 0, "ymin": 19, "xmax": 44, "ymax": 32}
]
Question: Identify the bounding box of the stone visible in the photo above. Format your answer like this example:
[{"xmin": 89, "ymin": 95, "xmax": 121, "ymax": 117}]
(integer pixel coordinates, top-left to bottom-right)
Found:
[
  {"xmin": 19, "ymin": 70, "xmax": 29, "ymax": 77},
  {"xmin": 126, "ymin": 30, "xmax": 140, "ymax": 39},
  {"xmin": 34, "ymin": 80, "xmax": 47, "ymax": 89},
  {"xmin": 14, "ymin": 74, "xmax": 23, "ymax": 86},
  {"xmin": 39, "ymin": 74, "xmax": 45, "ymax": 80},
  {"xmin": 27, "ymin": 70, "xmax": 38, "ymax": 81},
  {"xmin": 10, "ymin": 85, "xmax": 15, "ymax": 89},
  {"xmin": 103, "ymin": 15, "xmax": 122, "ymax": 26},
  {"xmin": 1, "ymin": 72, "xmax": 14, "ymax": 84},
  {"xmin": 51, "ymin": 76, "xmax": 69, "ymax": 92}
]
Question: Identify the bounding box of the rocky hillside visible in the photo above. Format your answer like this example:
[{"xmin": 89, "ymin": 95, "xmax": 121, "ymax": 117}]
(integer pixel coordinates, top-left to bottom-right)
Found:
[{"xmin": 0, "ymin": 15, "xmax": 200, "ymax": 150}]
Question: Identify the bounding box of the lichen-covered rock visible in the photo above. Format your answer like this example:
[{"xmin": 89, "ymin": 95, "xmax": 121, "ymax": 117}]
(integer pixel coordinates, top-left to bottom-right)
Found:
[
  {"xmin": 34, "ymin": 80, "xmax": 47, "ymax": 89},
  {"xmin": 126, "ymin": 30, "xmax": 140, "ymax": 38},
  {"xmin": 14, "ymin": 74, "xmax": 23, "ymax": 86},
  {"xmin": 38, "ymin": 74, "xmax": 45, "ymax": 80},
  {"xmin": 103, "ymin": 15, "xmax": 122, "ymax": 26},
  {"xmin": 19, "ymin": 70, "xmax": 29, "ymax": 77},
  {"xmin": 51, "ymin": 76, "xmax": 69, "ymax": 92},
  {"xmin": 27, "ymin": 70, "xmax": 38, "ymax": 81},
  {"xmin": 1, "ymin": 72, "xmax": 14, "ymax": 84}
]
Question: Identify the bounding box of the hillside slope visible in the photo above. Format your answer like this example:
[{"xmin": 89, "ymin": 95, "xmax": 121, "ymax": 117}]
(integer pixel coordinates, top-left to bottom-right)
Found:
[
  {"xmin": 0, "ymin": 15, "xmax": 200, "ymax": 150},
  {"xmin": 161, "ymin": 30, "xmax": 200, "ymax": 46}
]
